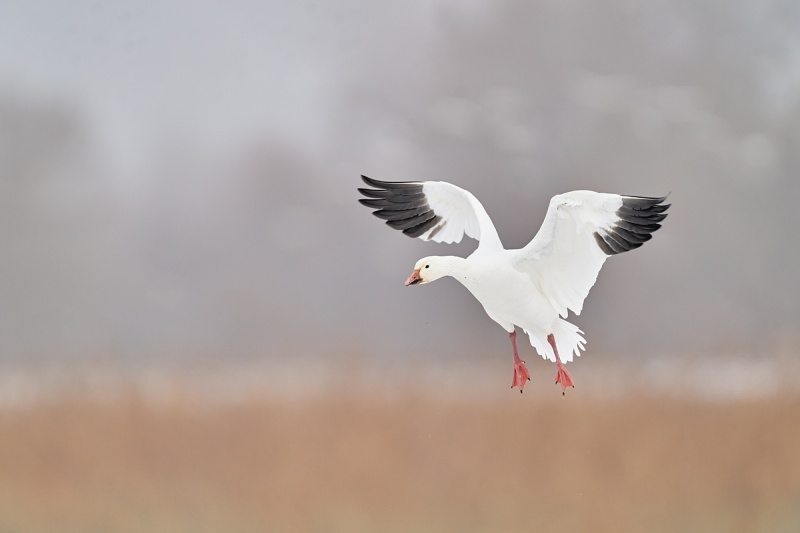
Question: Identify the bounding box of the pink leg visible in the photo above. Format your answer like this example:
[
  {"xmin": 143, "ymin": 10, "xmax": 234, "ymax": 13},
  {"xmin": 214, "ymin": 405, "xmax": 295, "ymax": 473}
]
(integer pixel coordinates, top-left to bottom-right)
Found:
[
  {"xmin": 510, "ymin": 331, "xmax": 531, "ymax": 393},
  {"xmin": 548, "ymin": 333, "xmax": 574, "ymax": 395}
]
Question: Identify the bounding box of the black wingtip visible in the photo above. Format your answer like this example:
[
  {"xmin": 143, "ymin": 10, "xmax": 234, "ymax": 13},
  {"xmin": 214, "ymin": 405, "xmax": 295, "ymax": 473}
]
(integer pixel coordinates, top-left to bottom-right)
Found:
[
  {"xmin": 359, "ymin": 175, "xmax": 438, "ymax": 240},
  {"xmin": 594, "ymin": 195, "xmax": 670, "ymax": 256}
]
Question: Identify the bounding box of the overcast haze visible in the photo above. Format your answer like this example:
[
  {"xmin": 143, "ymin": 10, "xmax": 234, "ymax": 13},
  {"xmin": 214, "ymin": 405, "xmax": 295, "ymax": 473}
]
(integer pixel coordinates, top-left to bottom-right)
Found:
[{"xmin": 2, "ymin": 0, "xmax": 799, "ymax": 370}]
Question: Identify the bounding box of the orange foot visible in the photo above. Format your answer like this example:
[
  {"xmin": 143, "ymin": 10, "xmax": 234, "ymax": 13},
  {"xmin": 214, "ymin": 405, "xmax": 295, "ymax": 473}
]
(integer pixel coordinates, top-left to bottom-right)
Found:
[
  {"xmin": 555, "ymin": 362, "xmax": 575, "ymax": 395},
  {"xmin": 511, "ymin": 358, "xmax": 531, "ymax": 392}
]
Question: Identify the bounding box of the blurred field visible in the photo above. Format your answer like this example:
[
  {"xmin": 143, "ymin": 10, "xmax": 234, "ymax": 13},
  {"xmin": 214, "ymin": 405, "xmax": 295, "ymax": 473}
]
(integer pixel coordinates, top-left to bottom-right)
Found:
[{"xmin": 0, "ymin": 365, "xmax": 799, "ymax": 533}]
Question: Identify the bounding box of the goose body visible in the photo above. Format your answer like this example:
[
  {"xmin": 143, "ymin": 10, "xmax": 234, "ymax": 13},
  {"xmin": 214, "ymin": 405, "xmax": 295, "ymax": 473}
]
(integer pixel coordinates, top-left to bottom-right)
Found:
[{"xmin": 358, "ymin": 175, "xmax": 669, "ymax": 393}]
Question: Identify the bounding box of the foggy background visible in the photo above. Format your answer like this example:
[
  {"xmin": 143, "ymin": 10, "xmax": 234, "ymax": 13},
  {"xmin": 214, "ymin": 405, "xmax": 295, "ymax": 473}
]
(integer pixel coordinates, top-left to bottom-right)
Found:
[{"xmin": 2, "ymin": 0, "xmax": 799, "ymax": 373}]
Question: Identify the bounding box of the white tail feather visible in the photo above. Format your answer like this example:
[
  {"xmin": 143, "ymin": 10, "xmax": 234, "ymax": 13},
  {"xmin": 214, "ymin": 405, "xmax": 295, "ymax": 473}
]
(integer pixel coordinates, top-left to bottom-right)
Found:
[{"xmin": 524, "ymin": 320, "xmax": 586, "ymax": 363}]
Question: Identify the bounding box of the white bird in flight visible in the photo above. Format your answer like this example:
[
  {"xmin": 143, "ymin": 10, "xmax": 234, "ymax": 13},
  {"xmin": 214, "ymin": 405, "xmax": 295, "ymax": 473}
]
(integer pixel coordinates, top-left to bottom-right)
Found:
[{"xmin": 358, "ymin": 175, "xmax": 669, "ymax": 394}]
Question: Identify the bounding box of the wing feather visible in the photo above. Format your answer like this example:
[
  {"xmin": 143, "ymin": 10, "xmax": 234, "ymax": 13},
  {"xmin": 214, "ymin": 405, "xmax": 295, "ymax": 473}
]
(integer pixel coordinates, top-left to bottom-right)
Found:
[
  {"xmin": 514, "ymin": 191, "xmax": 669, "ymax": 318},
  {"xmin": 358, "ymin": 175, "xmax": 503, "ymax": 250}
]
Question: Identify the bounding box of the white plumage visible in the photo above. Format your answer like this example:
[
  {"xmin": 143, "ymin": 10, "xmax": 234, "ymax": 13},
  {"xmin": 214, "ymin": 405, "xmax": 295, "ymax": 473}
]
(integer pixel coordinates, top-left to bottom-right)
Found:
[{"xmin": 359, "ymin": 175, "xmax": 669, "ymax": 393}]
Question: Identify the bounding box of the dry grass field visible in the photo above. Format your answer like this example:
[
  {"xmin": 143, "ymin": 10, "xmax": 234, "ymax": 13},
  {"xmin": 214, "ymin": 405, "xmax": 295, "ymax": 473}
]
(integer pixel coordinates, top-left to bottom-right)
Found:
[{"xmin": 0, "ymin": 366, "xmax": 799, "ymax": 533}]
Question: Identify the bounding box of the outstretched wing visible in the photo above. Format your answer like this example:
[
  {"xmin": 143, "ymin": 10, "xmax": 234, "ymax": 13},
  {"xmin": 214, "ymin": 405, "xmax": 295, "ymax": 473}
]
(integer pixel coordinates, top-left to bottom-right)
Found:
[
  {"xmin": 358, "ymin": 175, "xmax": 502, "ymax": 250},
  {"xmin": 513, "ymin": 191, "xmax": 669, "ymax": 318}
]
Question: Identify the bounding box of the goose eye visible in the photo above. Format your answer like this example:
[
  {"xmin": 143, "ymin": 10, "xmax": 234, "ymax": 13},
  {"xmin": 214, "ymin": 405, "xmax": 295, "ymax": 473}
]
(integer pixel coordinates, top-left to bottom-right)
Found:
[{"xmin": 425, "ymin": 265, "xmax": 429, "ymax": 268}]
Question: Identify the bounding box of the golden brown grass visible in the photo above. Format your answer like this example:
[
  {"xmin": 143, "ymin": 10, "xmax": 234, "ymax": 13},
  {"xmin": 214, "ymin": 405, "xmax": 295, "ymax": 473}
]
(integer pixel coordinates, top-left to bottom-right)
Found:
[{"xmin": 0, "ymin": 380, "xmax": 799, "ymax": 533}]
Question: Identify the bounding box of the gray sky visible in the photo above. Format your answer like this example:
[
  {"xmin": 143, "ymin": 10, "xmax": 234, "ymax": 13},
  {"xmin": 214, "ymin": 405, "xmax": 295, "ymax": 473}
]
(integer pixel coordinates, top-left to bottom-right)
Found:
[
  {"xmin": 1, "ymin": 0, "xmax": 799, "ymax": 367},
  {"xmin": 1, "ymin": 1, "xmax": 468, "ymax": 160}
]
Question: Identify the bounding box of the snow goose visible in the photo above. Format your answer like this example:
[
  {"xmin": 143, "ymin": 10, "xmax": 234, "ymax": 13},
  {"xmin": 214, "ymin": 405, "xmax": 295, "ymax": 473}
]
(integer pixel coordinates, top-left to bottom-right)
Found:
[{"xmin": 358, "ymin": 175, "xmax": 669, "ymax": 394}]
